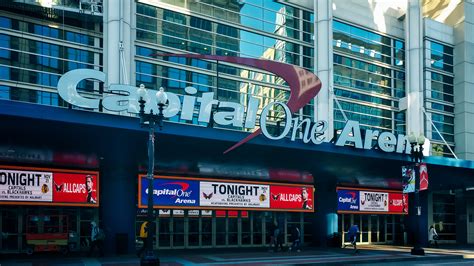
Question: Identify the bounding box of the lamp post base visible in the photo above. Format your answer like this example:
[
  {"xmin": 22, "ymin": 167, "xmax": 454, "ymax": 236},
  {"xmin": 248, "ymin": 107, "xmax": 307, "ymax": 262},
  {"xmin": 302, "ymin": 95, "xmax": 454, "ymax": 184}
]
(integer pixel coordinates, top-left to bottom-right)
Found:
[
  {"xmin": 140, "ymin": 252, "xmax": 160, "ymax": 266},
  {"xmin": 411, "ymin": 247, "xmax": 425, "ymax": 256}
]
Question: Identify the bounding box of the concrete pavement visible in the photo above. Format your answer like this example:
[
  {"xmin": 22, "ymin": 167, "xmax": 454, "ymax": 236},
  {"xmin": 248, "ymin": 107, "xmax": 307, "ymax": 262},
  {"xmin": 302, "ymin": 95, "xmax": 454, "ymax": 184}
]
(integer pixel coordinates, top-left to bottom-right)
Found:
[{"xmin": 0, "ymin": 245, "xmax": 472, "ymax": 265}]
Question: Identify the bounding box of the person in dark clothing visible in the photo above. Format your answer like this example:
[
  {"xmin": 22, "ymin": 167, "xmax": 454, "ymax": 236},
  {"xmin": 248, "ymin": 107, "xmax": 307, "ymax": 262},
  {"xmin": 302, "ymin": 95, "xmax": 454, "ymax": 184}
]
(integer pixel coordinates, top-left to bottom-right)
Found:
[
  {"xmin": 343, "ymin": 224, "xmax": 359, "ymax": 254},
  {"xmin": 88, "ymin": 221, "xmax": 104, "ymax": 257},
  {"xmin": 289, "ymin": 225, "xmax": 301, "ymax": 252}
]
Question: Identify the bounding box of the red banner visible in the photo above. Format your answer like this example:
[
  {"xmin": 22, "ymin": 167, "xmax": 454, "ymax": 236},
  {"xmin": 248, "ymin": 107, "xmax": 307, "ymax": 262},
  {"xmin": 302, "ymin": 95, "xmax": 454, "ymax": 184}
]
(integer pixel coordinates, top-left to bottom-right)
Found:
[
  {"xmin": 388, "ymin": 192, "xmax": 408, "ymax": 214},
  {"xmin": 419, "ymin": 163, "xmax": 429, "ymax": 191},
  {"xmin": 53, "ymin": 173, "xmax": 98, "ymax": 205},
  {"xmin": 270, "ymin": 185, "xmax": 314, "ymax": 210}
]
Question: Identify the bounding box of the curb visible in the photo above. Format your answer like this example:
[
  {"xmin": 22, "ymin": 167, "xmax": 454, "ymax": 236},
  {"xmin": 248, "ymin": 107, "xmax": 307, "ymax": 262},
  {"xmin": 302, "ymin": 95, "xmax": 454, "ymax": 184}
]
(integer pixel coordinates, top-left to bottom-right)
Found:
[{"xmin": 317, "ymin": 254, "xmax": 464, "ymax": 265}]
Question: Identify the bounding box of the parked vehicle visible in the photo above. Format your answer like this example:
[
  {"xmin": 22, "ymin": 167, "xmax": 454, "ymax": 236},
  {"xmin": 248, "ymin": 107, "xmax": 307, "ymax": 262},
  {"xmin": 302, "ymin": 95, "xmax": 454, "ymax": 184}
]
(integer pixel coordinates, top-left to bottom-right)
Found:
[{"xmin": 25, "ymin": 215, "xmax": 70, "ymax": 255}]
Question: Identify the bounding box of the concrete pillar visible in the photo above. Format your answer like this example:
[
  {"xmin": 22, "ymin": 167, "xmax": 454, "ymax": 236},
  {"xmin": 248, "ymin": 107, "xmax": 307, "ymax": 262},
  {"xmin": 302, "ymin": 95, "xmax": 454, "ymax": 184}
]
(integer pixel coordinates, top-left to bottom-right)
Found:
[
  {"xmin": 453, "ymin": 1, "xmax": 474, "ymax": 160},
  {"xmin": 104, "ymin": 0, "xmax": 134, "ymax": 86},
  {"xmin": 405, "ymin": 0, "xmax": 424, "ymax": 137},
  {"xmin": 315, "ymin": 0, "xmax": 334, "ymax": 141},
  {"xmin": 313, "ymin": 176, "xmax": 338, "ymax": 247},
  {"xmin": 100, "ymin": 138, "xmax": 137, "ymax": 254},
  {"xmin": 455, "ymin": 189, "xmax": 468, "ymax": 244}
]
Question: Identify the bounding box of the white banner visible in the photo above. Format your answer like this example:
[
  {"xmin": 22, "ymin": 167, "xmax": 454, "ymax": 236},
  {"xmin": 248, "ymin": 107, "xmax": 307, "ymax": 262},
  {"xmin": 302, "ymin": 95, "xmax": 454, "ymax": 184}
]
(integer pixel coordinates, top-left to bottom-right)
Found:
[
  {"xmin": 200, "ymin": 181, "xmax": 270, "ymax": 208},
  {"xmin": 0, "ymin": 170, "xmax": 53, "ymax": 202},
  {"xmin": 359, "ymin": 191, "xmax": 388, "ymax": 212}
]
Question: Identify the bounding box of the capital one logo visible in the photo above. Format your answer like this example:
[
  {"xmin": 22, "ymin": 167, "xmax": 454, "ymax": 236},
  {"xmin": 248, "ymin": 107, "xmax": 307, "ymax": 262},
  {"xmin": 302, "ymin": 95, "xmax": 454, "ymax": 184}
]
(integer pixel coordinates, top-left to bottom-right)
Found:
[
  {"xmin": 339, "ymin": 191, "xmax": 357, "ymax": 204},
  {"xmin": 57, "ymin": 55, "xmax": 324, "ymax": 153},
  {"xmin": 57, "ymin": 54, "xmax": 410, "ymax": 154}
]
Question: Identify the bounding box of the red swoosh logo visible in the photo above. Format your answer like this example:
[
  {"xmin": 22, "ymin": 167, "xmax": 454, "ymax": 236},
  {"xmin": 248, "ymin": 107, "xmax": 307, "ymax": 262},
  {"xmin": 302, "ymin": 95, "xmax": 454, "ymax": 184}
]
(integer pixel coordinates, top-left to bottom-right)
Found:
[
  {"xmin": 152, "ymin": 54, "xmax": 322, "ymax": 153},
  {"xmin": 163, "ymin": 182, "xmax": 190, "ymax": 191}
]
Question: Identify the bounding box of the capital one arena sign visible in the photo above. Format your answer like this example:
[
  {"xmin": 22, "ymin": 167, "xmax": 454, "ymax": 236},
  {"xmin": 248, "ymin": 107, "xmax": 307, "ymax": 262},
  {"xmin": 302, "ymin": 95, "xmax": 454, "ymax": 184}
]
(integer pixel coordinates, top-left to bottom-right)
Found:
[{"xmin": 57, "ymin": 54, "xmax": 411, "ymax": 154}]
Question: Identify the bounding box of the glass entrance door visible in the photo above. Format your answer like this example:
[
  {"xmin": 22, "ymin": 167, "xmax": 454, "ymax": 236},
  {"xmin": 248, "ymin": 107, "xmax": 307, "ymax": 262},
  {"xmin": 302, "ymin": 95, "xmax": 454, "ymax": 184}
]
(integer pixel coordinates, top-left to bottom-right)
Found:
[{"xmin": 341, "ymin": 214, "xmax": 390, "ymax": 245}]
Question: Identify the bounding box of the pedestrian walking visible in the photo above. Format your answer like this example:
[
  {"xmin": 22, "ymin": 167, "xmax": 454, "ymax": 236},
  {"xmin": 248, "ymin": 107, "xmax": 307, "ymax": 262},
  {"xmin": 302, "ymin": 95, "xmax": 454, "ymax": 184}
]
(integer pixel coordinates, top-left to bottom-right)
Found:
[
  {"xmin": 137, "ymin": 221, "xmax": 148, "ymax": 257},
  {"xmin": 428, "ymin": 225, "xmax": 439, "ymax": 248},
  {"xmin": 288, "ymin": 225, "xmax": 301, "ymax": 252},
  {"xmin": 343, "ymin": 224, "xmax": 359, "ymax": 254},
  {"xmin": 88, "ymin": 221, "xmax": 104, "ymax": 257}
]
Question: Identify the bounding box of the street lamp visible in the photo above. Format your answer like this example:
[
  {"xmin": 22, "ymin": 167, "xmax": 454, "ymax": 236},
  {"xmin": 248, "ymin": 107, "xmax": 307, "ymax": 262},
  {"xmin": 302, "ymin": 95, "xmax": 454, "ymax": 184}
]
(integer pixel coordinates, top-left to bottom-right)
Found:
[
  {"xmin": 408, "ymin": 132, "xmax": 425, "ymax": 256},
  {"xmin": 137, "ymin": 84, "xmax": 168, "ymax": 266}
]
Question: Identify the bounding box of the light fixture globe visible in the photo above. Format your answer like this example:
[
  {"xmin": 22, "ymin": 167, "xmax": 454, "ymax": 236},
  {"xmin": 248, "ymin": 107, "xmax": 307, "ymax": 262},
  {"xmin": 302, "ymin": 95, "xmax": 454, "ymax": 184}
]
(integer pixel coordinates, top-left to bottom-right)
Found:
[
  {"xmin": 408, "ymin": 132, "xmax": 417, "ymax": 144},
  {"xmin": 417, "ymin": 134, "xmax": 425, "ymax": 145},
  {"xmin": 137, "ymin": 84, "xmax": 147, "ymax": 99},
  {"xmin": 156, "ymin": 87, "xmax": 168, "ymax": 105}
]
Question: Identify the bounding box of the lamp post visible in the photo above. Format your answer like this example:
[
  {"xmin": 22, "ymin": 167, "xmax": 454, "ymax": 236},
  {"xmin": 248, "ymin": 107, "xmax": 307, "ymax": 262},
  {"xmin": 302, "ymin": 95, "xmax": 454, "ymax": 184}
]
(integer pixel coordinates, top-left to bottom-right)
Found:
[
  {"xmin": 408, "ymin": 132, "xmax": 425, "ymax": 256},
  {"xmin": 137, "ymin": 84, "xmax": 167, "ymax": 266}
]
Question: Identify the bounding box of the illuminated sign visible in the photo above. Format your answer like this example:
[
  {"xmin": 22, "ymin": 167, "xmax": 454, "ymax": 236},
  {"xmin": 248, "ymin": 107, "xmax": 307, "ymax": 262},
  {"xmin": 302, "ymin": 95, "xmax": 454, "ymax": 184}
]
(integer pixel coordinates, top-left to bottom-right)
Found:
[
  {"xmin": 139, "ymin": 177, "xmax": 199, "ymax": 207},
  {"xmin": 0, "ymin": 166, "xmax": 99, "ymax": 207},
  {"xmin": 337, "ymin": 187, "xmax": 407, "ymax": 215},
  {"xmin": 57, "ymin": 55, "xmax": 411, "ymax": 154},
  {"xmin": 200, "ymin": 181, "xmax": 270, "ymax": 208},
  {"xmin": 138, "ymin": 175, "xmax": 314, "ymax": 212},
  {"xmin": 270, "ymin": 185, "xmax": 314, "ymax": 210}
]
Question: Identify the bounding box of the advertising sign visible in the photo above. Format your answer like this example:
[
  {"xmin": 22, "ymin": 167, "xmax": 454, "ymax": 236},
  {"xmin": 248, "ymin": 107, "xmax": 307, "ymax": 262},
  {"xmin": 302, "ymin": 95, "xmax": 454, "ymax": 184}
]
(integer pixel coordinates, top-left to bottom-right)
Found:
[
  {"xmin": 337, "ymin": 190, "xmax": 359, "ymax": 211},
  {"xmin": 359, "ymin": 191, "xmax": 388, "ymax": 212},
  {"xmin": 388, "ymin": 193, "xmax": 408, "ymax": 214},
  {"xmin": 402, "ymin": 165, "xmax": 415, "ymax": 193},
  {"xmin": 419, "ymin": 163, "xmax": 429, "ymax": 191},
  {"xmin": 0, "ymin": 169, "xmax": 53, "ymax": 202},
  {"xmin": 337, "ymin": 187, "xmax": 407, "ymax": 215},
  {"xmin": 270, "ymin": 185, "xmax": 314, "ymax": 210},
  {"xmin": 200, "ymin": 181, "xmax": 270, "ymax": 208},
  {"xmin": 139, "ymin": 177, "xmax": 200, "ymax": 208},
  {"xmin": 0, "ymin": 166, "xmax": 99, "ymax": 207},
  {"xmin": 53, "ymin": 173, "xmax": 98, "ymax": 204},
  {"xmin": 139, "ymin": 175, "xmax": 313, "ymax": 212}
]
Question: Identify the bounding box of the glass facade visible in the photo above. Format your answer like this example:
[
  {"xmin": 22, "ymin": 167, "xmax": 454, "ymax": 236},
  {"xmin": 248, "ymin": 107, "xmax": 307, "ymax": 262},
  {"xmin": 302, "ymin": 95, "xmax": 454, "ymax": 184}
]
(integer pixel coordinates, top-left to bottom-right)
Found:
[
  {"xmin": 333, "ymin": 20, "xmax": 406, "ymax": 135},
  {"xmin": 135, "ymin": 210, "xmax": 311, "ymax": 249},
  {"xmin": 135, "ymin": 1, "xmax": 314, "ymax": 134},
  {"xmin": 424, "ymin": 40, "xmax": 455, "ymax": 157},
  {"xmin": 432, "ymin": 192, "xmax": 456, "ymax": 241},
  {"xmin": 0, "ymin": 3, "xmax": 102, "ymax": 109}
]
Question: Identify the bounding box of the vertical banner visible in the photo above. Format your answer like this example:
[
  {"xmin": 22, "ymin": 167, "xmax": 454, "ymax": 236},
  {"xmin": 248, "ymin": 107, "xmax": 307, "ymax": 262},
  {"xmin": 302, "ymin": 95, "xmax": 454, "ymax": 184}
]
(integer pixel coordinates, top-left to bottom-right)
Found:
[
  {"xmin": 419, "ymin": 163, "xmax": 429, "ymax": 191},
  {"xmin": 402, "ymin": 165, "xmax": 415, "ymax": 193}
]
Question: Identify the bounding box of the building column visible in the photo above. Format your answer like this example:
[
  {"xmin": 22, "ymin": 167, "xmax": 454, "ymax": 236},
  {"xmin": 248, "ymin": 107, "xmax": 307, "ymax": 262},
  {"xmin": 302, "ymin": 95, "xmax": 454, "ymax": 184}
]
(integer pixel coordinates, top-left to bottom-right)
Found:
[
  {"xmin": 313, "ymin": 176, "xmax": 338, "ymax": 247},
  {"xmin": 100, "ymin": 139, "xmax": 137, "ymax": 254},
  {"xmin": 454, "ymin": 1, "xmax": 474, "ymax": 160},
  {"xmin": 104, "ymin": 0, "xmax": 134, "ymax": 86},
  {"xmin": 455, "ymin": 189, "xmax": 468, "ymax": 244},
  {"xmin": 405, "ymin": 0, "xmax": 424, "ymax": 137},
  {"xmin": 315, "ymin": 0, "xmax": 334, "ymax": 141}
]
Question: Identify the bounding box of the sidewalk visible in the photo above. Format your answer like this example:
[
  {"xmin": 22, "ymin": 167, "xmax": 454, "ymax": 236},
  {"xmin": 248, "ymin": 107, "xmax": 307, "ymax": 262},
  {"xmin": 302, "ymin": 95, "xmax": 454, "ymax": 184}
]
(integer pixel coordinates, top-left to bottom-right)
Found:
[{"xmin": 0, "ymin": 245, "xmax": 471, "ymax": 266}]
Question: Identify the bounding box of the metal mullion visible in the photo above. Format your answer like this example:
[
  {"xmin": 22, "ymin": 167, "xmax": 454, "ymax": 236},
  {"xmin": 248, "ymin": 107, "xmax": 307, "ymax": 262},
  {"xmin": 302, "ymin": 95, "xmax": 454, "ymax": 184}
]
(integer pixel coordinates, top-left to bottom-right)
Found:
[
  {"xmin": 0, "ymin": 47, "xmax": 100, "ymax": 69},
  {"xmin": 136, "ymin": 48, "xmax": 291, "ymax": 91},
  {"xmin": 334, "ymin": 50, "xmax": 405, "ymax": 72},
  {"xmin": 333, "ymin": 61, "xmax": 392, "ymax": 79},
  {"xmin": 138, "ymin": 2, "xmax": 310, "ymax": 47},
  {"xmin": 0, "ymin": 29, "xmax": 103, "ymax": 53},
  {"xmin": 0, "ymin": 12, "xmax": 103, "ymax": 39},
  {"xmin": 333, "ymin": 74, "xmax": 393, "ymax": 94},
  {"xmin": 138, "ymin": 24, "xmax": 307, "ymax": 60},
  {"xmin": 334, "ymin": 18, "xmax": 405, "ymax": 42},
  {"xmin": 335, "ymin": 84, "xmax": 399, "ymax": 104}
]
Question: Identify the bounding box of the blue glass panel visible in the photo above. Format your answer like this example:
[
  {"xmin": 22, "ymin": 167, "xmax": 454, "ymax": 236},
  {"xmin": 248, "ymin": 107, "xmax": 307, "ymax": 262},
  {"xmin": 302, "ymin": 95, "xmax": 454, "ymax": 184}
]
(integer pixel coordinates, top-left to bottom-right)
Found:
[{"xmin": 0, "ymin": 17, "xmax": 12, "ymax": 29}]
